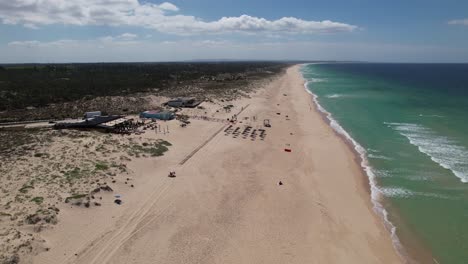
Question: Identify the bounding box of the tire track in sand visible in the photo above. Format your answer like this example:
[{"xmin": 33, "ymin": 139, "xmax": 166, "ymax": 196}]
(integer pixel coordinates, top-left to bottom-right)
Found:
[{"xmin": 71, "ymin": 179, "xmax": 174, "ymax": 264}]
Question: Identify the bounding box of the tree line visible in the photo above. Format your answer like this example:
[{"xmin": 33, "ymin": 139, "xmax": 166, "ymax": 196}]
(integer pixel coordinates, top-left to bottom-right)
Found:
[{"xmin": 0, "ymin": 62, "xmax": 287, "ymax": 111}]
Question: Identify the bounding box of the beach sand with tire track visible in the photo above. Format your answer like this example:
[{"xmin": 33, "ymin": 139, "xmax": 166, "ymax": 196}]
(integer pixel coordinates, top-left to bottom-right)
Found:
[{"xmin": 33, "ymin": 65, "xmax": 401, "ymax": 264}]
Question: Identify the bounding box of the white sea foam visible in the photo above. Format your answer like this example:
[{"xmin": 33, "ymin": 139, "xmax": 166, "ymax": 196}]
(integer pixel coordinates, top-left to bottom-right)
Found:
[
  {"xmin": 325, "ymin": 93, "xmax": 343, "ymax": 98},
  {"xmin": 406, "ymin": 174, "xmax": 433, "ymax": 182},
  {"xmin": 380, "ymin": 187, "xmax": 414, "ymax": 198},
  {"xmin": 380, "ymin": 187, "xmax": 452, "ymax": 200},
  {"xmin": 418, "ymin": 114, "xmax": 445, "ymax": 118},
  {"xmin": 309, "ymin": 77, "xmax": 326, "ymax": 83},
  {"xmin": 374, "ymin": 169, "xmax": 392, "ymax": 178},
  {"xmin": 386, "ymin": 167, "xmax": 439, "ymax": 181},
  {"xmin": 375, "ymin": 169, "xmax": 433, "ymax": 181},
  {"xmin": 367, "ymin": 148, "xmax": 381, "ymax": 153},
  {"xmin": 368, "ymin": 153, "xmax": 393, "ymax": 160},
  {"xmin": 386, "ymin": 122, "xmax": 468, "ymax": 183},
  {"xmin": 301, "ymin": 74, "xmax": 407, "ymax": 260}
]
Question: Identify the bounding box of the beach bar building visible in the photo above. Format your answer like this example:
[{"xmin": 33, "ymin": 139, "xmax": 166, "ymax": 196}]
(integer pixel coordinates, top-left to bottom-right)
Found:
[
  {"xmin": 166, "ymin": 97, "xmax": 201, "ymax": 108},
  {"xmin": 140, "ymin": 110, "xmax": 175, "ymax": 120}
]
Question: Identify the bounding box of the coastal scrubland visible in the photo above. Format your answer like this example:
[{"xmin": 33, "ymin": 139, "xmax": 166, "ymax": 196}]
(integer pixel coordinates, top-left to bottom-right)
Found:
[{"xmin": 0, "ymin": 62, "xmax": 287, "ymax": 122}]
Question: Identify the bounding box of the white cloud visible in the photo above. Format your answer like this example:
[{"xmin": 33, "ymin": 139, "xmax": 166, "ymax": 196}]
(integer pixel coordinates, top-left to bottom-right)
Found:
[
  {"xmin": 0, "ymin": 0, "xmax": 357, "ymax": 35},
  {"xmin": 158, "ymin": 2, "xmax": 179, "ymax": 12},
  {"xmin": 8, "ymin": 34, "xmax": 141, "ymax": 48},
  {"xmin": 8, "ymin": 40, "xmax": 41, "ymax": 47},
  {"xmin": 199, "ymin": 40, "xmax": 227, "ymax": 46},
  {"xmin": 8, "ymin": 39, "xmax": 79, "ymax": 47},
  {"xmin": 118, "ymin": 33, "xmax": 138, "ymax": 40},
  {"xmin": 98, "ymin": 33, "xmax": 138, "ymax": 42},
  {"xmin": 448, "ymin": 19, "xmax": 468, "ymax": 26}
]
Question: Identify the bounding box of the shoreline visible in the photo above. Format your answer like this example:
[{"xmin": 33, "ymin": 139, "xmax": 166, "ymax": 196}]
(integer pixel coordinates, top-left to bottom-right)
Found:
[
  {"xmin": 299, "ymin": 64, "xmax": 437, "ymax": 264},
  {"xmin": 300, "ymin": 72, "xmax": 407, "ymax": 261}
]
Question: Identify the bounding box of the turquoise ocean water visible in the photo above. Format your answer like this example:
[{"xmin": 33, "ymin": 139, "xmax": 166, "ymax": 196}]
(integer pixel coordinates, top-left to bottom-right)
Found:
[{"xmin": 301, "ymin": 63, "xmax": 468, "ymax": 264}]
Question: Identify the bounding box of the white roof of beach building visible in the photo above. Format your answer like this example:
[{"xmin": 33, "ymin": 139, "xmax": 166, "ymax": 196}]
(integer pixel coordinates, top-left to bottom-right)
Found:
[
  {"xmin": 85, "ymin": 111, "xmax": 102, "ymax": 118},
  {"xmin": 101, "ymin": 117, "xmax": 128, "ymax": 127}
]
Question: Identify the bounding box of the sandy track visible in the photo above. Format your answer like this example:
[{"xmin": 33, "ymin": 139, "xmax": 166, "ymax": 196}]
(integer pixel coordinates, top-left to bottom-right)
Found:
[{"xmin": 75, "ymin": 180, "xmax": 175, "ymax": 264}]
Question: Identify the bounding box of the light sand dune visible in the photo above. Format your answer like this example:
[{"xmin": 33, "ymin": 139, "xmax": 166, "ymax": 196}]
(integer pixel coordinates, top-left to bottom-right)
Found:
[{"xmin": 34, "ymin": 65, "xmax": 401, "ymax": 264}]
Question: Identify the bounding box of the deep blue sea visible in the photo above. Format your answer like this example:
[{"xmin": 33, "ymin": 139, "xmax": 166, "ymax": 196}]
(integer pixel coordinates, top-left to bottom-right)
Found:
[{"xmin": 301, "ymin": 63, "xmax": 468, "ymax": 264}]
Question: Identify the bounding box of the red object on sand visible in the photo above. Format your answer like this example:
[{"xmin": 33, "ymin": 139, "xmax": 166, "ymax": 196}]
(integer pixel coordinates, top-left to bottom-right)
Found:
[{"xmin": 284, "ymin": 148, "xmax": 292, "ymax": 152}]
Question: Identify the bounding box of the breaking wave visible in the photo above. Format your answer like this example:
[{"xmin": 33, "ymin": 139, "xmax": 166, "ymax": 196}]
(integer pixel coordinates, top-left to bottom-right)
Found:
[{"xmin": 386, "ymin": 122, "xmax": 468, "ymax": 183}]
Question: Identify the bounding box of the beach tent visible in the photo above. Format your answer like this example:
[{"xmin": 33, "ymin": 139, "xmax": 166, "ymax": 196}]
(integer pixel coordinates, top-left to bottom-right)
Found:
[{"xmin": 140, "ymin": 110, "xmax": 175, "ymax": 120}]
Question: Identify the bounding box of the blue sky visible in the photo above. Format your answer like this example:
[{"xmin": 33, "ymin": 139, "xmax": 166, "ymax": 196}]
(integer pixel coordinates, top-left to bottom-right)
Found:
[{"xmin": 1, "ymin": 0, "xmax": 468, "ymax": 63}]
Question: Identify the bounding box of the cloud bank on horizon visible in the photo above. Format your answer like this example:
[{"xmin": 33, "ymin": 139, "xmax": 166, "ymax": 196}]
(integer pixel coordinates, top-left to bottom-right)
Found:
[
  {"xmin": 448, "ymin": 19, "xmax": 468, "ymax": 26},
  {"xmin": 0, "ymin": 0, "xmax": 357, "ymax": 34}
]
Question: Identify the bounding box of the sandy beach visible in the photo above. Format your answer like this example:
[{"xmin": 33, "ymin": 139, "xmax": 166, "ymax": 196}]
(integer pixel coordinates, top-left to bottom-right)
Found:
[{"xmin": 28, "ymin": 65, "xmax": 401, "ymax": 264}]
